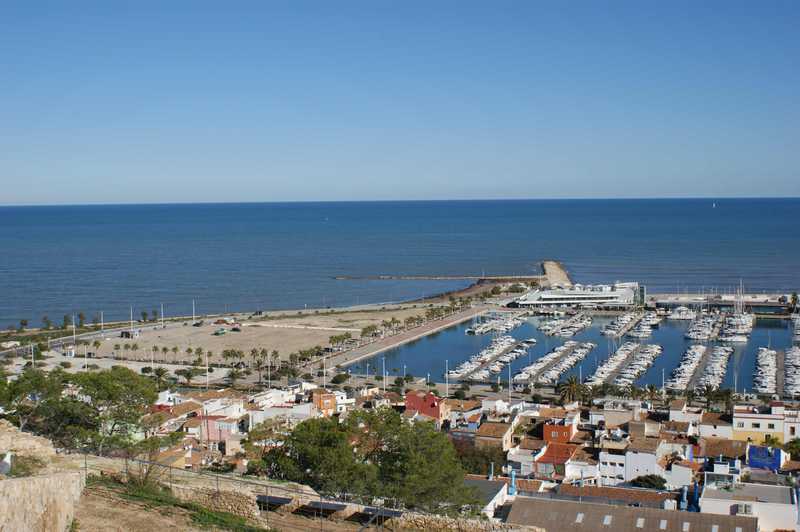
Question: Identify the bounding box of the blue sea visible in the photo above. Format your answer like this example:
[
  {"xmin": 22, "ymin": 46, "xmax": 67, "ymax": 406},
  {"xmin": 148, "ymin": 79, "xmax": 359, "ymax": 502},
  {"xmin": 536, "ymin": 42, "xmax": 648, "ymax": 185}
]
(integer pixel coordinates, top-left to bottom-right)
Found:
[{"xmin": 1, "ymin": 198, "xmax": 799, "ymax": 327}]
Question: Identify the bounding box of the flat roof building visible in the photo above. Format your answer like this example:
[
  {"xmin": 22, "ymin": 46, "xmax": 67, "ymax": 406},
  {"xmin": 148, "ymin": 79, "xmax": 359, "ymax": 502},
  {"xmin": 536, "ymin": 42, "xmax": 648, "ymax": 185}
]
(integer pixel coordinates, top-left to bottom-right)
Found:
[{"xmin": 516, "ymin": 282, "xmax": 639, "ymax": 309}]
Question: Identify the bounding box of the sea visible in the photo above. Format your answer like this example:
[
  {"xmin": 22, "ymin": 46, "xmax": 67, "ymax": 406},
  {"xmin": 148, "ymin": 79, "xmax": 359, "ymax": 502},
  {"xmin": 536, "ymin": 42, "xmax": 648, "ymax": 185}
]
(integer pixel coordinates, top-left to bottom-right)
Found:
[{"xmin": 1, "ymin": 198, "xmax": 798, "ymax": 327}]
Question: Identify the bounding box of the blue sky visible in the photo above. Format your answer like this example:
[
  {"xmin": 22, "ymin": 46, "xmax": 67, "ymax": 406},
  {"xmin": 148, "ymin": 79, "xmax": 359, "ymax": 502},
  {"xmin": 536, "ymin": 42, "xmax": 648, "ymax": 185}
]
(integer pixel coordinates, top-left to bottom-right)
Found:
[{"xmin": 1, "ymin": 1, "xmax": 799, "ymax": 204}]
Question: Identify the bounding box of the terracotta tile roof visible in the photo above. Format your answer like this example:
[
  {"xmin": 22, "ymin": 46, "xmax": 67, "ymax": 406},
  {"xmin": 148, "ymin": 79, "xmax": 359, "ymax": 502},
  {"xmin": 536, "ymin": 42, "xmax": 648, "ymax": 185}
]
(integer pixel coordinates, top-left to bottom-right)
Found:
[
  {"xmin": 476, "ymin": 422, "xmax": 512, "ymax": 438},
  {"xmin": 557, "ymin": 484, "xmax": 678, "ymax": 505},
  {"xmin": 701, "ymin": 412, "xmax": 732, "ymax": 426},
  {"xmin": 537, "ymin": 407, "xmax": 568, "ymax": 419},
  {"xmin": 661, "ymin": 420, "xmax": 691, "ymax": 433},
  {"xmin": 570, "ymin": 447, "xmax": 598, "ymax": 464},
  {"xmin": 781, "ymin": 460, "xmax": 800, "ymax": 472},
  {"xmin": 444, "ymin": 399, "xmax": 481, "ymax": 412},
  {"xmin": 536, "ymin": 443, "xmax": 578, "ymax": 464},
  {"xmin": 695, "ymin": 437, "xmax": 748, "ymax": 459},
  {"xmin": 669, "ymin": 399, "xmax": 687, "ymax": 410},
  {"xmin": 520, "ymin": 437, "xmax": 547, "ymax": 450},
  {"xmin": 627, "ymin": 437, "xmax": 662, "ymax": 453}
]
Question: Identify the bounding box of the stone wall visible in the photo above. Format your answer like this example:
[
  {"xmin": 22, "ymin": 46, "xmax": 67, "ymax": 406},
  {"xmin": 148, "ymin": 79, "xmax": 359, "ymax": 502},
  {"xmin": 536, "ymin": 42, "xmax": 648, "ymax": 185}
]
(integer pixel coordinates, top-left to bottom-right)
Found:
[
  {"xmin": 168, "ymin": 483, "xmax": 261, "ymax": 520},
  {"xmin": 0, "ymin": 470, "xmax": 86, "ymax": 532},
  {"xmin": 388, "ymin": 513, "xmax": 545, "ymax": 532},
  {"xmin": 0, "ymin": 419, "xmax": 87, "ymax": 532}
]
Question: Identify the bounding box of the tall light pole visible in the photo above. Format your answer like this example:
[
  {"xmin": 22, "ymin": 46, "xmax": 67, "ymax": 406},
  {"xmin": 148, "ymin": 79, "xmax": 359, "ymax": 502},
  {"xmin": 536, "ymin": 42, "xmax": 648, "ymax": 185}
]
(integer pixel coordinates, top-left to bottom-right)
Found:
[{"xmin": 445, "ymin": 359, "xmax": 449, "ymax": 398}]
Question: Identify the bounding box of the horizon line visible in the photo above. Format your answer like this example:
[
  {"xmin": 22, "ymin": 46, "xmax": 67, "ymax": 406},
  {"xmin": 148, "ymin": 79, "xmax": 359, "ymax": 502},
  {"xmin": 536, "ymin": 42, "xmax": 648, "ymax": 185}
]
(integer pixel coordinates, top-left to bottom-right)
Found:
[{"xmin": 2, "ymin": 194, "xmax": 800, "ymax": 208}]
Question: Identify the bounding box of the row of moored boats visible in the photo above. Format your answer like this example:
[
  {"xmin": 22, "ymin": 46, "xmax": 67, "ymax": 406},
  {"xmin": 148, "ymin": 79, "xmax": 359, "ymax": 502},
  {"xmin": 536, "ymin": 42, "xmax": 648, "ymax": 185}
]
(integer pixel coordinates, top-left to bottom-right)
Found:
[
  {"xmin": 535, "ymin": 342, "xmax": 596, "ymax": 385},
  {"xmin": 466, "ymin": 313, "xmax": 525, "ymax": 335},
  {"xmin": 754, "ymin": 347, "xmax": 778, "ymax": 395},
  {"xmin": 538, "ymin": 313, "xmax": 592, "ymax": 338},
  {"xmin": 513, "ymin": 341, "xmax": 578, "ymax": 383},
  {"xmin": 611, "ymin": 344, "xmax": 663, "ymax": 388},
  {"xmin": 695, "ymin": 346, "xmax": 734, "ymax": 389},
  {"xmin": 586, "ymin": 342, "xmax": 640, "ymax": 387},
  {"xmin": 784, "ymin": 346, "xmax": 800, "ymax": 397},
  {"xmin": 448, "ymin": 336, "xmax": 536, "ymax": 381},
  {"xmin": 666, "ymin": 345, "xmax": 707, "ymax": 390}
]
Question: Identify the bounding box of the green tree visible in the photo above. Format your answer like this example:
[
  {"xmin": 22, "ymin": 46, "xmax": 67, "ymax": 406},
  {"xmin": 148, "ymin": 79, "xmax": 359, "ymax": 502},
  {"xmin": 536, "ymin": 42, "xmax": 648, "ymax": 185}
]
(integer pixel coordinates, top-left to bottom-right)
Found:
[
  {"xmin": 0, "ymin": 368, "xmax": 65, "ymax": 432},
  {"xmin": 631, "ymin": 474, "xmax": 667, "ymax": 490},
  {"xmin": 558, "ymin": 376, "xmax": 583, "ymax": 404},
  {"xmin": 175, "ymin": 367, "xmax": 200, "ymax": 385},
  {"xmin": 41, "ymin": 316, "xmax": 52, "ymax": 330},
  {"xmin": 73, "ymin": 367, "xmax": 157, "ymax": 455},
  {"xmin": 152, "ymin": 367, "xmax": 169, "ymax": 391},
  {"xmin": 784, "ymin": 438, "xmax": 800, "ymax": 460},
  {"xmin": 226, "ymin": 368, "xmax": 243, "ymax": 387},
  {"xmin": 77, "ymin": 312, "xmax": 86, "ymax": 328}
]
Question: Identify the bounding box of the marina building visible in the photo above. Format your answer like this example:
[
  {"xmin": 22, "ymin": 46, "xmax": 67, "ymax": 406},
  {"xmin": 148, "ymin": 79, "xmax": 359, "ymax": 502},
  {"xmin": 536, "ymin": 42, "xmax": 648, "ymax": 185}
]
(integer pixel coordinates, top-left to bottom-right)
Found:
[{"xmin": 515, "ymin": 282, "xmax": 640, "ymax": 310}]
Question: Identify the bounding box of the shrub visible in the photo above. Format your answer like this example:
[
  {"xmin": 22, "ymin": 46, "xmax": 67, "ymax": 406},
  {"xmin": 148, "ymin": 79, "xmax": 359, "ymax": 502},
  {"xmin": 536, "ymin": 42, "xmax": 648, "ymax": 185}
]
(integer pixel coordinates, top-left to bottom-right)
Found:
[
  {"xmin": 331, "ymin": 373, "xmax": 350, "ymax": 385},
  {"xmin": 60, "ymin": 361, "xmax": 72, "ymax": 368},
  {"xmin": 630, "ymin": 474, "xmax": 667, "ymax": 490}
]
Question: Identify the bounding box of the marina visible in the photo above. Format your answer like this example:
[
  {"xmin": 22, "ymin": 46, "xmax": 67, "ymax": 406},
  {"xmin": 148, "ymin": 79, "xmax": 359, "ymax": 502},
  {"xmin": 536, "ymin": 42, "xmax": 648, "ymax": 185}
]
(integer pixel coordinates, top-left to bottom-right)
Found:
[{"xmin": 347, "ymin": 308, "xmax": 797, "ymax": 395}]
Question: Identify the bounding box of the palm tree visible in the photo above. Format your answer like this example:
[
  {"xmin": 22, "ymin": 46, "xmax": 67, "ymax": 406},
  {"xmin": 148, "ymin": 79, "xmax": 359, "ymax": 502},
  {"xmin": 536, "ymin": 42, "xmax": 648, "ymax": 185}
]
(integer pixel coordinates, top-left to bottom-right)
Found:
[
  {"xmin": 131, "ymin": 343, "xmax": 139, "ymax": 360},
  {"xmin": 176, "ymin": 368, "xmax": 197, "ymax": 385},
  {"xmin": 227, "ymin": 368, "xmax": 243, "ymax": 387},
  {"xmin": 161, "ymin": 346, "xmax": 169, "ymax": 362},
  {"xmin": 92, "ymin": 340, "xmax": 101, "ymax": 352},
  {"xmin": 702, "ymin": 384, "xmax": 717, "ymax": 410},
  {"xmin": 645, "ymin": 384, "xmax": 660, "ymax": 404},
  {"xmin": 151, "ymin": 346, "xmax": 159, "ymax": 365},
  {"xmin": 171, "ymin": 346, "xmax": 178, "ymax": 361},
  {"xmin": 685, "ymin": 389, "xmax": 696, "ymax": 406},
  {"xmin": 153, "ymin": 367, "xmax": 169, "ymax": 391},
  {"xmin": 252, "ymin": 357, "xmax": 267, "ymax": 385},
  {"xmin": 558, "ymin": 376, "xmax": 582, "ymax": 404}
]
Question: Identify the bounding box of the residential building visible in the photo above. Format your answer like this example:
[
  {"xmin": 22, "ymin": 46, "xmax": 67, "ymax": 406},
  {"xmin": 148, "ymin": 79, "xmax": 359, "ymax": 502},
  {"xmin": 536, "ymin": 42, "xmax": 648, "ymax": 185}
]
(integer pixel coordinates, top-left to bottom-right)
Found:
[
  {"xmin": 732, "ymin": 404, "xmax": 785, "ymax": 444},
  {"xmin": 476, "ymin": 422, "xmax": 513, "ymax": 451},
  {"xmin": 700, "ymin": 481, "xmax": 798, "ymax": 532},
  {"xmin": 699, "ymin": 412, "xmax": 734, "ymax": 439},
  {"xmin": 506, "ymin": 496, "xmax": 757, "ymax": 532}
]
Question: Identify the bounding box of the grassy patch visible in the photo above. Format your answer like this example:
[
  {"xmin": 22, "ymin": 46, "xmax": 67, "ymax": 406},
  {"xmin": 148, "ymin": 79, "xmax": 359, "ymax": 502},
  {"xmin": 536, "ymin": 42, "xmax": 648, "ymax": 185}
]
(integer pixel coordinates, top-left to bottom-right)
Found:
[
  {"xmin": 7, "ymin": 455, "xmax": 45, "ymax": 477},
  {"xmin": 88, "ymin": 476, "xmax": 270, "ymax": 532}
]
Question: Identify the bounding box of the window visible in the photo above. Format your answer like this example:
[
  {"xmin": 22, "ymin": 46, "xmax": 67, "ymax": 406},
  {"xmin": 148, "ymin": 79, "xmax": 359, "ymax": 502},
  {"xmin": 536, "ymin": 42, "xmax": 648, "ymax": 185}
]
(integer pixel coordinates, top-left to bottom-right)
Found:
[
  {"xmin": 736, "ymin": 422, "xmax": 745, "ymax": 428},
  {"xmin": 791, "ymin": 426, "xmax": 796, "ymax": 436},
  {"xmin": 575, "ymin": 513, "xmax": 584, "ymax": 524},
  {"xmin": 659, "ymin": 520, "xmax": 668, "ymax": 530},
  {"xmin": 768, "ymin": 423, "xmax": 775, "ymax": 430},
  {"xmin": 712, "ymin": 526, "xmax": 719, "ymax": 532},
  {"xmin": 752, "ymin": 423, "xmax": 761, "ymax": 429},
  {"xmin": 603, "ymin": 515, "xmax": 612, "ymax": 526},
  {"xmin": 682, "ymin": 522, "xmax": 690, "ymax": 532},
  {"xmin": 552, "ymin": 431, "xmax": 558, "ymax": 437},
  {"xmin": 636, "ymin": 518, "xmax": 645, "ymax": 528}
]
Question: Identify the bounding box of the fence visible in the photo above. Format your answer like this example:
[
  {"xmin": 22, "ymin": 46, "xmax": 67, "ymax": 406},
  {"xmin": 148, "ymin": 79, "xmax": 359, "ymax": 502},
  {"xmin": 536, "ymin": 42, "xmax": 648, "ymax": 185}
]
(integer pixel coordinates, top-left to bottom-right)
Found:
[{"xmin": 81, "ymin": 455, "xmax": 474, "ymax": 531}]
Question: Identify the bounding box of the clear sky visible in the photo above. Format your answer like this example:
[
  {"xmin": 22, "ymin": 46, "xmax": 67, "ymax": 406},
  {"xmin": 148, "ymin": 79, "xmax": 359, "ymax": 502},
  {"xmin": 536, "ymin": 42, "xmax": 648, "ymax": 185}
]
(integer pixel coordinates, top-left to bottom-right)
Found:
[{"xmin": 1, "ymin": 1, "xmax": 799, "ymax": 204}]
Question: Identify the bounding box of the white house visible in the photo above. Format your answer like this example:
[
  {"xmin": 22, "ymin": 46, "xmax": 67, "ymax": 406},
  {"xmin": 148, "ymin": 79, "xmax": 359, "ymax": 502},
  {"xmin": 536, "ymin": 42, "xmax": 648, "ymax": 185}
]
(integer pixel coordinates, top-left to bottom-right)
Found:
[{"xmin": 700, "ymin": 480, "xmax": 798, "ymax": 532}]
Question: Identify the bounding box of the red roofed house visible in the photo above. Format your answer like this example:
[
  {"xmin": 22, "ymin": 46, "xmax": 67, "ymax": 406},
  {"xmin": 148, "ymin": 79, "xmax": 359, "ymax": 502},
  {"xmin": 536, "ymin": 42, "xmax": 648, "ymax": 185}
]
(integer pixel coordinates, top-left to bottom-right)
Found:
[
  {"xmin": 405, "ymin": 391, "xmax": 450, "ymax": 427},
  {"xmin": 543, "ymin": 411, "xmax": 580, "ymax": 444},
  {"xmin": 533, "ymin": 443, "xmax": 578, "ymax": 480}
]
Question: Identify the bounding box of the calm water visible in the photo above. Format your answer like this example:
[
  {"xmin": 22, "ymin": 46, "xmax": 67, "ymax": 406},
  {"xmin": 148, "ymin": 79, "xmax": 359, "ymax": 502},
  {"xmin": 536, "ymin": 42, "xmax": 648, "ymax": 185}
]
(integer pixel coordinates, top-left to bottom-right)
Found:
[
  {"xmin": 1, "ymin": 198, "xmax": 799, "ymax": 326},
  {"xmin": 348, "ymin": 316, "xmax": 796, "ymax": 392}
]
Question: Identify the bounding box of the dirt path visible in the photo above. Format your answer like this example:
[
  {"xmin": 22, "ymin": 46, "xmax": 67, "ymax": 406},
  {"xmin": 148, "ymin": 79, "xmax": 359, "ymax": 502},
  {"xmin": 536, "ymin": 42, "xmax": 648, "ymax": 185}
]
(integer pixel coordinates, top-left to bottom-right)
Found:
[{"xmin": 74, "ymin": 483, "xmax": 204, "ymax": 532}]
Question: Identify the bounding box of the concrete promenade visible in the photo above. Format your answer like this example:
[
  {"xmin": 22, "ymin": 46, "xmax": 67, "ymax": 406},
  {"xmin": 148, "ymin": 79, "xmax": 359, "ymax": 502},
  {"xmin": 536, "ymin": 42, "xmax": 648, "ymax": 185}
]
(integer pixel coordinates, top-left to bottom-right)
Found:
[{"xmin": 320, "ymin": 306, "xmax": 490, "ymax": 369}]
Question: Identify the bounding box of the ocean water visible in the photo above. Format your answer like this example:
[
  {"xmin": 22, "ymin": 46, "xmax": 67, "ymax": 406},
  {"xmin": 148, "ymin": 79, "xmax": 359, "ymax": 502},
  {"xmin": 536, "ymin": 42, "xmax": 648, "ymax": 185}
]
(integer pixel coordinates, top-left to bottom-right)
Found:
[{"xmin": 1, "ymin": 198, "xmax": 798, "ymax": 326}]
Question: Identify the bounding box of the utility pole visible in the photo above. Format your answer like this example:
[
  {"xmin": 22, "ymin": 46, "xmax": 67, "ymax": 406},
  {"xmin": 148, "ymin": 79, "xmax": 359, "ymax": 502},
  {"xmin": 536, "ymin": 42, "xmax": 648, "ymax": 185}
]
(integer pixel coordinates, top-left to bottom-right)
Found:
[
  {"xmin": 161, "ymin": 302, "xmax": 165, "ymax": 329},
  {"xmin": 100, "ymin": 311, "xmax": 104, "ymax": 333},
  {"xmin": 445, "ymin": 359, "xmax": 449, "ymax": 398},
  {"xmin": 129, "ymin": 306, "xmax": 133, "ymax": 335},
  {"xmin": 192, "ymin": 299, "xmax": 196, "ymax": 323},
  {"xmin": 382, "ymin": 357, "xmax": 386, "ymax": 394}
]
